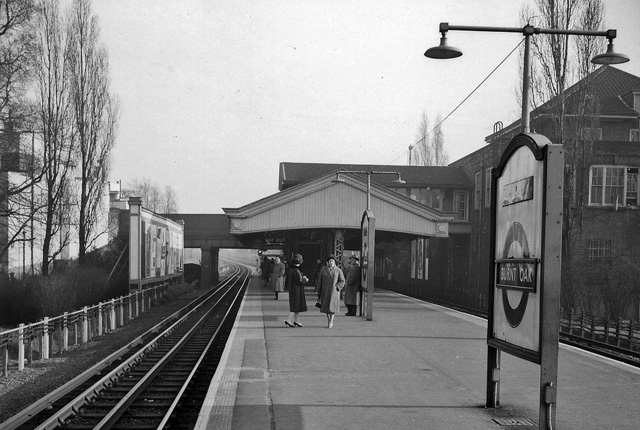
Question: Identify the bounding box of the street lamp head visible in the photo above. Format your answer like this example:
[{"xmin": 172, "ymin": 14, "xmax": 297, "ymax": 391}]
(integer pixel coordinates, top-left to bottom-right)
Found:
[
  {"xmin": 591, "ymin": 40, "xmax": 630, "ymax": 65},
  {"xmin": 392, "ymin": 174, "xmax": 406, "ymax": 185},
  {"xmin": 424, "ymin": 35, "xmax": 462, "ymax": 59},
  {"xmin": 331, "ymin": 172, "xmax": 346, "ymax": 183}
]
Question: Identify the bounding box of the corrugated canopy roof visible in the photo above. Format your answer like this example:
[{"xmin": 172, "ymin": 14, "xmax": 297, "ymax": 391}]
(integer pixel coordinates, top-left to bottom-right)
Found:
[{"xmin": 279, "ymin": 162, "xmax": 473, "ymax": 191}]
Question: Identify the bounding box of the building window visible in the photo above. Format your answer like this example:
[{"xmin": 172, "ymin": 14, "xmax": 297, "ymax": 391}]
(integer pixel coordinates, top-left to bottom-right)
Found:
[
  {"xmin": 485, "ymin": 168, "xmax": 492, "ymax": 208},
  {"xmin": 587, "ymin": 239, "xmax": 611, "ymax": 263},
  {"xmin": 474, "ymin": 171, "xmax": 481, "ymax": 210},
  {"xmin": 630, "ymin": 129, "xmax": 640, "ymax": 142},
  {"xmin": 627, "ymin": 168, "xmax": 638, "ymax": 206},
  {"xmin": 582, "ymin": 127, "xmax": 602, "ymax": 141},
  {"xmin": 410, "ymin": 238, "xmax": 428, "ymax": 280},
  {"xmin": 454, "ymin": 191, "xmax": 469, "ymax": 221},
  {"xmin": 407, "ymin": 188, "xmax": 443, "ymax": 211},
  {"xmin": 589, "ymin": 166, "xmax": 638, "ymax": 207},
  {"xmin": 390, "ymin": 187, "xmax": 408, "ymax": 197}
]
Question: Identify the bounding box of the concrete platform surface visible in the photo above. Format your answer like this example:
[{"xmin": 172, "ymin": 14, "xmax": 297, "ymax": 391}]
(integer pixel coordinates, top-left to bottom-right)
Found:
[{"xmin": 194, "ymin": 276, "xmax": 640, "ymax": 430}]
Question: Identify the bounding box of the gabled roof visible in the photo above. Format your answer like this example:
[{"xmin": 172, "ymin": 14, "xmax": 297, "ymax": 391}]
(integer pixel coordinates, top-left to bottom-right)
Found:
[
  {"xmin": 224, "ymin": 171, "xmax": 453, "ymax": 238},
  {"xmin": 279, "ymin": 162, "xmax": 473, "ymax": 191},
  {"xmin": 486, "ymin": 66, "xmax": 640, "ymax": 142},
  {"xmin": 550, "ymin": 66, "xmax": 640, "ymax": 117}
]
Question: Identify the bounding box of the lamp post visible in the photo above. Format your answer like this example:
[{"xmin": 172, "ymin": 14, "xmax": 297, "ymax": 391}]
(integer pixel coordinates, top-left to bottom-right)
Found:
[
  {"xmin": 425, "ymin": 22, "xmax": 629, "ymax": 133},
  {"xmin": 333, "ymin": 169, "xmax": 406, "ymax": 211},
  {"xmin": 425, "ymin": 21, "xmax": 629, "ymax": 430},
  {"xmin": 333, "ymin": 169, "xmax": 405, "ymax": 320}
]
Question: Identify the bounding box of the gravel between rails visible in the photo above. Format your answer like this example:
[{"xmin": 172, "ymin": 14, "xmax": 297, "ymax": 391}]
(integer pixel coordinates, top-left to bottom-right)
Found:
[{"xmin": 0, "ymin": 289, "xmax": 207, "ymax": 423}]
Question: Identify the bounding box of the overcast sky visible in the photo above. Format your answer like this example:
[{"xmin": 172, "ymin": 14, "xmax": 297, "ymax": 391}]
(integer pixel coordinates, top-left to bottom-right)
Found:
[{"xmin": 92, "ymin": 0, "xmax": 640, "ymax": 213}]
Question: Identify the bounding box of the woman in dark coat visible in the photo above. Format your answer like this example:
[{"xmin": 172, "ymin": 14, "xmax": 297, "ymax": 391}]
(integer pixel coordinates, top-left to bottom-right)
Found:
[
  {"xmin": 260, "ymin": 257, "xmax": 272, "ymax": 288},
  {"xmin": 315, "ymin": 255, "xmax": 345, "ymax": 328},
  {"xmin": 284, "ymin": 254, "xmax": 309, "ymax": 327},
  {"xmin": 344, "ymin": 255, "xmax": 360, "ymax": 316}
]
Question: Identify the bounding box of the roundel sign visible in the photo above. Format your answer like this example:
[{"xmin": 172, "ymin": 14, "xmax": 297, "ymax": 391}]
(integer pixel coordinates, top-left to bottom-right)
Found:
[{"xmin": 492, "ymin": 138, "xmax": 545, "ymax": 355}]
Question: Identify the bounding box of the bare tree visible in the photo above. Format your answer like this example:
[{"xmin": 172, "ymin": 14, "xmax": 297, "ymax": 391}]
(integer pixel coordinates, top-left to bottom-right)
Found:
[
  {"xmin": 413, "ymin": 111, "xmax": 448, "ymax": 166},
  {"xmin": 522, "ymin": 0, "xmax": 606, "ymax": 310},
  {"xmin": 66, "ymin": 0, "xmax": 118, "ymax": 265},
  {"xmin": 161, "ymin": 185, "xmax": 179, "ymax": 214},
  {"xmin": 123, "ymin": 178, "xmax": 179, "ymax": 213},
  {"xmin": 431, "ymin": 114, "xmax": 449, "ymax": 166},
  {"xmin": 414, "ymin": 111, "xmax": 433, "ymax": 166},
  {"xmin": 0, "ymin": 0, "xmax": 35, "ymax": 124},
  {"xmin": 0, "ymin": 0, "xmax": 40, "ymax": 267},
  {"xmin": 33, "ymin": 0, "xmax": 75, "ymax": 274}
]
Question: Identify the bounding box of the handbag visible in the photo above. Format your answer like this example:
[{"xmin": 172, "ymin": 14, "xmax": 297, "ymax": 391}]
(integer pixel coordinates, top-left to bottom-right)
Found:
[{"xmin": 315, "ymin": 296, "xmax": 321, "ymax": 308}]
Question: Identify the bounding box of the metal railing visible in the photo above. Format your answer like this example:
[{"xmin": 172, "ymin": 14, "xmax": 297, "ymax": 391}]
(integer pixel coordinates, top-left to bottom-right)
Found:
[
  {"xmin": 1, "ymin": 283, "xmax": 169, "ymax": 377},
  {"xmin": 560, "ymin": 310, "xmax": 640, "ymax": 352}
]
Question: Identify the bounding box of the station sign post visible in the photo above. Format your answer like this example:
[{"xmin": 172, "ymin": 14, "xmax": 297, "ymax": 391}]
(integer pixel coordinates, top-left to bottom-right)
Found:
[
  {"xmin": 361, "ymin": 209, "xmax": 375, "ymax": 321},
  {"xmin": 486, "ymin": 133, "xmax": 564, "ymax": 430}
]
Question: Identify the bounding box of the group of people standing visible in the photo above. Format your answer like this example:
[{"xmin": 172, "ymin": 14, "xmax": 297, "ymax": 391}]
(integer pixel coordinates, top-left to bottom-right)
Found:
[{"xmin": 276, "ymin": 253, "xmax": 360, "ymax": 329}]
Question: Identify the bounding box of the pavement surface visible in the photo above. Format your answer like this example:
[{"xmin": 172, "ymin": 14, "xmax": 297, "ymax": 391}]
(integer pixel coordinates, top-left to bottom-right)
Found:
[{"xmin": 194, "ymin": 274, "xmax": 640, "ymax": 430}]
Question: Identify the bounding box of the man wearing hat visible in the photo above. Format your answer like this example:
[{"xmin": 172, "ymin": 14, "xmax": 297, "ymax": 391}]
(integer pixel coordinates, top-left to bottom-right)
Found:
[{"xmin": 344, "ymin": 254, "xmax": 361, "ymax": 316}]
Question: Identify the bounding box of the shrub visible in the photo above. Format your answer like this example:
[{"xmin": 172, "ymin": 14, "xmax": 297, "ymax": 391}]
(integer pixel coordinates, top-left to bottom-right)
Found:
[{"xmin": 166, "ymin": 282, "xmax": 195, "ymax": 301}]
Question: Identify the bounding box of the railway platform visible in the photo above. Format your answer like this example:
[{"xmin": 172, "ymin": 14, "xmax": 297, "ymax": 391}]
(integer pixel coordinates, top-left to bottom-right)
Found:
[{"xmin": 194, "ymin": 274, "xmax": 640, "ymax": 430}]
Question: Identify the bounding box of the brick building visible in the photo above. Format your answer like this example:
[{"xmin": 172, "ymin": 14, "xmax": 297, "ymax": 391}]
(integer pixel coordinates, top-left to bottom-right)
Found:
[{"xmin": 451, "ymin": 65, "xmax": 640, "ymax": 319}]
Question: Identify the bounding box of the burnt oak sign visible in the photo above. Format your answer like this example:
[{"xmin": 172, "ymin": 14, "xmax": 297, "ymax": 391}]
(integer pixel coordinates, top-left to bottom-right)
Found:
[{"xmin": 486, "ymin": 133, "xmax": 564, "ymax": 429}]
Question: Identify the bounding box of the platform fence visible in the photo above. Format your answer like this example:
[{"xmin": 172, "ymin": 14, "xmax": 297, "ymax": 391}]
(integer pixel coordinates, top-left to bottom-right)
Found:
[{"xmin": 0, "ymin": 282, "xmax": 170, "ymax": 378}]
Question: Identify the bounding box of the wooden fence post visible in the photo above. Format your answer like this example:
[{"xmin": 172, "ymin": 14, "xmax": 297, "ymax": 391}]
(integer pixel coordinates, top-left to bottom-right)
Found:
[
  {"xmin": 110, "ymin": 299, "xmax": 116, "ymax": 331},
  {"xmin": 42, "ymin": 317, "xmax": 49, "ymax": 360},
  {"xmin": 18, "ymin": 324, "xmax": 24, "ymax": 371},
  {"xmin": 2, "ymin": 338, "xmax": 7, "ymax": 377},
  {"xmin": 82, "ymin": 307, "xmax": 89, "ymax": 344},
  {"xmin": 118, "ymin": 297, "xmax": 124, "ymax": 327},
  {"xmin": 63, "ymin": 313, "xmax": 69, "ymax": 352},
  {"xmin": 97, "ymin": 303, "xmax": 103, "ymax": 337}
]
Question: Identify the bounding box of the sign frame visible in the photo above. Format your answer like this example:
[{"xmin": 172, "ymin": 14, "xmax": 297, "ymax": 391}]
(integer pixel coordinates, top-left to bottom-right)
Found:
[
  {"xmin": 485, "ymin": 133, "xmax": 564, "ymax": 430},
  {"xmin": 361, "ymin": 209, "xmax": 375, "ymax": 321}
]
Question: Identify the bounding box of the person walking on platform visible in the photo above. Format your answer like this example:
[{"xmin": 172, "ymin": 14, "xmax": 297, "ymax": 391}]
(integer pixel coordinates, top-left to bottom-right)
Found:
[
  {"xmin": 312, "ymin": 258, "xmax": 324, "ymax": 285},
  {"xmin": 271, "ymin": 256, "xmax": 286, "ymax": 300},
  {"xmin": 315, "ymin": 255, "xmax": 345, "ymax": 328},
  {"xmin": 284, "ymin": 254, "xmax": 309, "ymax": 327},
  {"xmin": 260, "ymin": 257, "xmax": 272, "ymax": 288},
  {"xmin": 344, "ymin": 255, "xmax": 360, "ymax": 316}
]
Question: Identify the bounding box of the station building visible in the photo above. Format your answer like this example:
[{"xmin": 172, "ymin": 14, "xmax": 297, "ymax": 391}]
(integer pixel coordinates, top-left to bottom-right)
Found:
[
  {"xmin": 221, "ymin": 162, "xmax": 477, "ymax": 309},
  {"xmin": 451, "ymin": 66, "xmax": 640, "ymax": 318}
]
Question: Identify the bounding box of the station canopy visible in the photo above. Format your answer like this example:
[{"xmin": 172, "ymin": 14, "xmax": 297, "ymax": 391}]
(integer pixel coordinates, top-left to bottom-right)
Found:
[{"xmin": 223, "ymin": 170, "xmax": 453, "ymax": 243}]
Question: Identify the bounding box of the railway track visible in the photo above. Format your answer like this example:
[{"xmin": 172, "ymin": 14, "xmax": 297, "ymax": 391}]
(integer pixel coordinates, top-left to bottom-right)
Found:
[
  {"xmin": 559, "ymin": 332, "xmax": 640, "ymax": 367},
  {"xmin": 1, "ymin": 263, "xmax": 252, "ymax": 430}
]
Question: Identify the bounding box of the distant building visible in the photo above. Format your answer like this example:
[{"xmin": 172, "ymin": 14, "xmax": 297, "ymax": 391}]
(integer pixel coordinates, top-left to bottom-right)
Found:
[
  {"xmin": 0, "ymin": 119, "xmax": 125, "ymax": 275},
  {"xmin": 451, "ymin": 66, "xmax": 640, "ymax": 318}
]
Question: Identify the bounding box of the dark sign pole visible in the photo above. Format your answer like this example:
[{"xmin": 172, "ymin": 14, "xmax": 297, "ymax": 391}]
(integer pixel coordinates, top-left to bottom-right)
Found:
[{"xmin": 361, "ymin": 209, "xmax": 375, "ymax": 321}]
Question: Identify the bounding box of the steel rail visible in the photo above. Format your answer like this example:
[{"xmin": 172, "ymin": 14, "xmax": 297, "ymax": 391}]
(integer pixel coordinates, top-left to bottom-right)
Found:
[
  {"xmin": 155, "ymin": 268, "xmax": 251, "ymax": 429},
  {"xmin": 91, "ymin": 272, "xmax": 247, "ymax": 429}
]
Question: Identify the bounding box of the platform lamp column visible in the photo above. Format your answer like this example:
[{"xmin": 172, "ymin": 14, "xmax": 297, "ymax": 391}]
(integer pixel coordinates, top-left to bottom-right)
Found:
[
  {"xmin": 333, "ymin": 169, "xmax": 405, "ymax": 321},
  {"xmin": 425, "ymin": 21, "xmax": 629, "ymax": 430}
]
